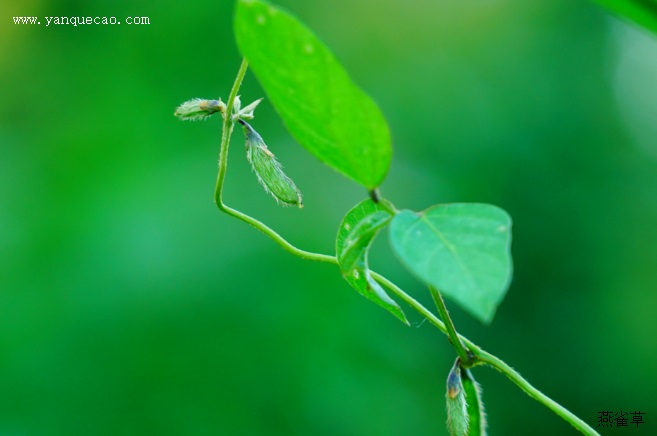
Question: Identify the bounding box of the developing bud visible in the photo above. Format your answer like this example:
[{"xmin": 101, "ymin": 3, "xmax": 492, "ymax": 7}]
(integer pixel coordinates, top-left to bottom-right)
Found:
[
  {"xmin": 241, "ymin": 120, "xmax": 303, "ymax": 208},
  {"xmin": 174, "ymin": 98, "xmax": 226, "ymax": 121},
  {"xmin": 233, "ymin": 95, "xmax": 242, "ymax": 114},
  {"xmin": 234, "ymin": 97, "xmax": 263, "ymax": 121},
  {"xmin": 230, "ymin": 96, "xmax": 263, "ymax": 122},
  {"xmin": 446, "ymin": 358, "xmax": 469, "ymax": 436}
]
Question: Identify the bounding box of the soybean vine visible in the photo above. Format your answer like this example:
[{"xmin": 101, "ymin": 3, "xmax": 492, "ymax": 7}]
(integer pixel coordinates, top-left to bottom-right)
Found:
[{"xmin": 175, "ymin": 1, "xmax": 599, "ymax": 434}]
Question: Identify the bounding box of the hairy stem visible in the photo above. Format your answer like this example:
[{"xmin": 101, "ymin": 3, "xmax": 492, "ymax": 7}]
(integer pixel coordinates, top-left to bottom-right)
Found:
[
  {"xmin": 214, "ymin": 57, "xmax": 249, "ymax": 208},
  {"xmin": 220, "ymin": 203, "xmax": 336, "ymax": 263},
  {"xmin": 429, "ymin": 285, "xmax": 471, "ymax": 366},
  {"xmin": 370, "ymin": 272, "xmax": 448, "ymax": 334},
  {"xmin": 475, "ymin": 349, "xmax": 599, "ymax": 435},
  {"xmin": 212, "ymin": 59, "xmax": 598, "ymax": 436}
]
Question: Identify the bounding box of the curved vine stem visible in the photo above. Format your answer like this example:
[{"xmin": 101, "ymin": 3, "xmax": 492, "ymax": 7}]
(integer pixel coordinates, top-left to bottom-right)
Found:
[
  {"xmin": 214, "ymin": 57, "xmax": 247, "ymax": 210},
  {"xmin": 474, "ymin": 348, "xmax": 597, "ymax": 435},
  {"xmin": 212, "ymin": 58, "xmax": 599, "ymax": 436},
  {"xmin": 212, "ymin": 58, "xmax": 334, "ymax": 264}
]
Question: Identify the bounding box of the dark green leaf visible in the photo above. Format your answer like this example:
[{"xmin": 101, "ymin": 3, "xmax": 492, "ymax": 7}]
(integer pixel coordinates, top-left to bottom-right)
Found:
[
  {"xmin": 234, "ymin": 0, "xmax": 392, "ymax": 189},
  {"xmin": 592, "ymin": 0, "xmax": 657, "ymax": 35},
  {"xmin": 336, "ymin": 199, "xmax": 408, "ymax": 324},
  {"xmin": 389, "ymin": 204, "xmax": 512, "ymax": 324}
]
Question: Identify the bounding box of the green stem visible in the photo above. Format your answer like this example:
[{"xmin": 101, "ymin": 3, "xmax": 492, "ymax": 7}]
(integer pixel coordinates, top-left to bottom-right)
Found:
[
  {"xmin": 220, "ymin": 203, "xmax": 336, "ymax": 263},
  {"xmin": 429, "ymin": 286, "xmax": 471, "ymax": 366},
  {"xmin": 474, "ymin": 349, "xmax": 599, "ymax": 435},
  {"xmin": 370, "ymin": 272, "xmax": 448, "ymax": 335},
  {"xmin": 211, "ymin": 58, "xmax": 598, "ymax": 436},
  {"xmin": 214, "ymin": 57, "xmax": 249, "ymax": 208}
]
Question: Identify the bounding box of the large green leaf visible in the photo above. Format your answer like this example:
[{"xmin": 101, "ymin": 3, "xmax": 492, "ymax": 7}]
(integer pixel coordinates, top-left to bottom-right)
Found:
[
  {"xmin": 389, "ymin": 204, "xmax": 512, "ymax": 324},
  {"xmin": 234, "ymin": 0, "xmax": 392, "ymax": 189},
  {"xmin": 336, "ymin": 199, "xmax": 408, "ymax": 324},
  {"xmin": 592, "ymin": 0, "xmax": 657, "ymax": 34}
]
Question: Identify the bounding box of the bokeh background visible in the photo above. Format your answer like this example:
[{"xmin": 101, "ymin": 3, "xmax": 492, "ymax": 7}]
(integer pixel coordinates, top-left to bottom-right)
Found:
[{"xmin": 2, "ymin": 0, "xmax": 657, "ymax": 434}]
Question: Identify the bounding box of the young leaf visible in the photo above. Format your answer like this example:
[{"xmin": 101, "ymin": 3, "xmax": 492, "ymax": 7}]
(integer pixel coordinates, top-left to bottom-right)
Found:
[
  {"xmin": 336, "ymin": 199, "xmax": 408, "ymax": 325},
  {"xmin": 234, "ymin": 0, "xmax": 392, "ymax": 189},
  {"xmin": 462, "ymin": 369, "xmax": 487, "ymax": 436},
  {"xmin": 389, "ymin": 204, "xmax": 512, "ymax": 324},
  {"xmin": 592, "ymin": 0, "xmax": 657, "ymax": 35}
]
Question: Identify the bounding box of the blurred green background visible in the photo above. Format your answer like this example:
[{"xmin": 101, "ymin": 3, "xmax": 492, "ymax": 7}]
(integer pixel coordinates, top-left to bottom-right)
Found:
[{"xmin": 2, "ymin": 0, "xmax": 657, "ymax": 434}]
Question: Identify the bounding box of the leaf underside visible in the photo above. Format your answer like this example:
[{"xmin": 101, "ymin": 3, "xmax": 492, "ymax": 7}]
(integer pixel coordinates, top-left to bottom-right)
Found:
[{"xmin": 389, "ymin": 204, "xmax": 513, "ymax": 324}]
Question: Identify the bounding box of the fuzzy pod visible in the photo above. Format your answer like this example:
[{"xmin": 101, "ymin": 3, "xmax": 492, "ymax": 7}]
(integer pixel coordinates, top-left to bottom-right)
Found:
[
  {"xmin": 241, "ymin": 120, "xmax": 303, "ymax": 208},
  {"xmin": 174, "ymin": 98, "xmax": 225, "ymax": 121},
  {"xmin": 446, "ymin": 359, "xmax": 469, "ymax": 436}
]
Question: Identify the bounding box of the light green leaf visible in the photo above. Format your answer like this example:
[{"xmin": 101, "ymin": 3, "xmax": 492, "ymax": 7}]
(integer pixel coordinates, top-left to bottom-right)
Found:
[
  {"xmin": 592, "ymin": 0, "xmax": 657, "ymax": 35},
  {"xmin": 234, "ymin": 0, "xmax": 392, "ymax": 189},
  {"xmin": 389, "ymin": 204, "xmax": 512, "ymax": 324},
  {"xmin": 336, "ymin": 199, "xmax": 408, "ymax": 325}
]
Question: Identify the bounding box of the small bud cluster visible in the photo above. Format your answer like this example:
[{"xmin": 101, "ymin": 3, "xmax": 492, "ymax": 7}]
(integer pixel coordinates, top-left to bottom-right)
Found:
[
  {"xmin": 175, "ymin": 94, "xmax": 302, "ymax": 208},
  {"xmin": 174, "ymin": 98, "xmax": 226, "ymax": 121}
]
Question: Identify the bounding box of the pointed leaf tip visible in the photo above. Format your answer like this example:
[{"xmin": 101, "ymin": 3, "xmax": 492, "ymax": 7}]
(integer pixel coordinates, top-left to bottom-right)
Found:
[{"xmin": 390, "ymin": 203, "xmax": 513, "ymax": 323}]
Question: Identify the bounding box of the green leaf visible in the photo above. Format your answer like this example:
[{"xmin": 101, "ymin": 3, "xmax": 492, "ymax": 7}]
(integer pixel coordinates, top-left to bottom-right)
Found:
[
  {"xmin": 389, "ymin": 204, "xmax": 512, "ymax": 324},
  {"xmin": 592, "ymin": 0, "xmax": 657, "ymax": 35},
  {"xmin": 336, "ymin": 199, "xmax": 408, "ymax": 325},
  {"xmin": 234, "ymin": 0, "xmax": 392, "ymax": 189},
  {"xmin": 462, "ymin": 369, "xmax": 487, "ymax": 436}
]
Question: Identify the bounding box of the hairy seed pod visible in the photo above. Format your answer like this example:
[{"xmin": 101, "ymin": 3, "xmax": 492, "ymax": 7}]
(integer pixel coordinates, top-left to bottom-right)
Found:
[
  {"xmin": 241, "ymin": 120, "xmax": 303, "ymax": 208},
  {"xmin": 174, "ymin": 98, "xmax": 226, "ymax": 121},
  {"xmin": 446, "ymin": 359, "xmax": 469, "ymax": 436}
]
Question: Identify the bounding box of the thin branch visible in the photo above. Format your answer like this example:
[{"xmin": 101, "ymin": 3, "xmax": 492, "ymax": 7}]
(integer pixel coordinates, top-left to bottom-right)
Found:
[
  {"xmin": 474, "ymin": 348, "xmax": 599, "ymax": 435},
  {"xmin": 214, "ymin": 58, "xmax": 249, "ymax": 208},
  {"xmin": 429, "ymin": 286, "xmax": 471, "ymax": 365}
]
